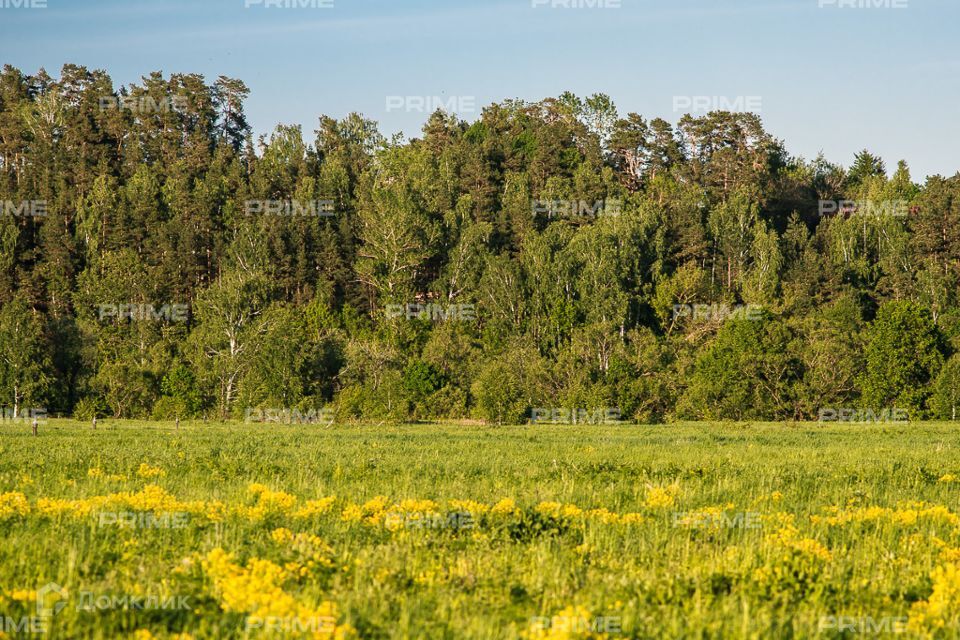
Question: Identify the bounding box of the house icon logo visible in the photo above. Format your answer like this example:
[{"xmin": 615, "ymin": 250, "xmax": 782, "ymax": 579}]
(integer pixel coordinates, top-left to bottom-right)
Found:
[{"xmin": 36, "ymin": 583, "xmax": 68, "ymax": 617}]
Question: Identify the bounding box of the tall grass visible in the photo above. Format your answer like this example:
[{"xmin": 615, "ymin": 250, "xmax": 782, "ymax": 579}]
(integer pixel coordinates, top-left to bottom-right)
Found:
[{"xmin": 0, "ymin": 420, "xmax": 958, "ymax": 638}]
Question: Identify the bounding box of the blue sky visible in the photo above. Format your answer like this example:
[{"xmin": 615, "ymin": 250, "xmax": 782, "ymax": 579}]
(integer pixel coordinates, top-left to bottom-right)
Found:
[{"xmin": 1, "ymin": 0, "xmax": 958, "ymax": 179}]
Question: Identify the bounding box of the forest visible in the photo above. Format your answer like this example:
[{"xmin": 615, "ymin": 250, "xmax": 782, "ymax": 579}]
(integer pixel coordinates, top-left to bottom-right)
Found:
[{"xmin": 1, "ymin": 64, "xmax": 959, "ymax": 424}]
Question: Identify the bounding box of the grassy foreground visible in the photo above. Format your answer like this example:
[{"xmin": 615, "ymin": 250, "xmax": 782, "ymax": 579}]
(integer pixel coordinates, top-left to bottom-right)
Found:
[{"xmin": 2, "ymin": 421, "xmax": 960, "ymax": 638}]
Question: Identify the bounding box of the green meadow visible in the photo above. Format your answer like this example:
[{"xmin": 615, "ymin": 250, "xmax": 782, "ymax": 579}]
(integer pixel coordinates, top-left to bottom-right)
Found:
[{"xmin": 1, "ymin": 421, "xmax": 959, "ymax": 639}]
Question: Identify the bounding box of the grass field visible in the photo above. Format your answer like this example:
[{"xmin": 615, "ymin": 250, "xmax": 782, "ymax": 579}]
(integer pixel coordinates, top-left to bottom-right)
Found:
[{"xmin": 2, "ymin": 421, "xmax": 960, "ymax": 638}]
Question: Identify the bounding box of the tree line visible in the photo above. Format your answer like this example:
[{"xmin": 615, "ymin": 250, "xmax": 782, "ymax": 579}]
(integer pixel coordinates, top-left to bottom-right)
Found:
[{"xmin": 1, "ymin": 64, "xmax": 959, "ymax": 423}]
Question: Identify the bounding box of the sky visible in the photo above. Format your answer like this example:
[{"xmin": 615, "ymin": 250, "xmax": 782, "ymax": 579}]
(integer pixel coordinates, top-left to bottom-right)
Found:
[{"xmin": 1, "ymin": 0, "xmax": 958, "ymax": 179}]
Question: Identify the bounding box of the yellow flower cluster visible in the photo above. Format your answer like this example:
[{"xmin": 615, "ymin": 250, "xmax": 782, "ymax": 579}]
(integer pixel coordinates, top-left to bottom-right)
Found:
[
  {"xmin": 448, "ymin": 499, "xmax": 488, "ymax": 515},
  {"xmin": 136, "ymin": 463, "xmax": 167, "ymax": 479},
  {"xmin": 536, "ymin": 502, "xmax": 584, "ymax": 519},
  {"xmin": 811, "ymin": 503, "xmax": 960, "ymax": 528},
  {"xmin": 87, "ymin": 467, "xmax": 128, "ymax": 482},
  {"xmin": 33, "ymin": 484, "xmax": 207, "ymax": 519},
  {"xmin": 752, "ymin": 525, "xmax": 832, "ymax": 595},
  {"xmin": 202, "ymin": 548, "xmax": 354, "ymax": 639},
  {"xmin": 0, "ymin": 492, "xmax": 29, "ymax": 519},
  {"xmin": 341, "ymin": 496, "xmax": 480, "ymax": 529},
  {"xmin": 5, "ymin": 485, "xmax": 662, "ymax": 531},
  {"xmin": 393, "ymin": 498, "xmax": 441, "ymax": 514},
  {"xmin": 239, "ymin": 483, "xmax": 300, "ymax": 521},
  {"xmin": 271, "ymin": 527, "xmax": 296, "ymax": 544},
  {"xmin": 534, "ymin": 502, "xmax": 643, "ymax": 525},
  {"xmin": 490, "ymin": 498, "xmax": 521, "ymax": 517},
  {"xmin": 930, "ymin": 537, "xmax": 960, "ymax": 563},
  {"xmin": 270, "ymin": 528, "xmax": 337, "ymax": 575},
  {"xmin": 643, "ymin": 484, "xmax": 679, "ymax": 509},
  {"xmin": 293, "ymin": 497, "xmax": 337, "ymax": 519},
  {"xmin": 908, "ymin": 563, "xmax": 960, "ymax": 635},
  {"xmin": 764, "ymin": 525, "xmax": 832, "ymax": 561},
  {"xmin": 340, "ymin": 495, "xmax": 390, "ymax": 524}
]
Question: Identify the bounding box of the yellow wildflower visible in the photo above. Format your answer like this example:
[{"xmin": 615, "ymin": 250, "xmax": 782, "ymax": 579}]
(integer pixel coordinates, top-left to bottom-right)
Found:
[
  {"xmin": 293, "ymin": 497, "xmax": 336, "ymax": 518},
  {"xmin": 136, "ymin": 463, "xmax": 166, "ymax": 479},
  {"xmin": 644, "ymin": 485, "xmax": 678, "ymax": 509},
  {"xmin": 0, "ymin": 492, "xmax": 29, "ymax": 519},
  {"xmin": 490, "ymin": 498, "xmax": 520, "ymax": 517},
  {"xmin": 909, "ymin": 563, "xmax": 960, "ymax": 634},
  {"xmin": 448, "ymin": 499, "xmax": 489, "ymax": 516}
]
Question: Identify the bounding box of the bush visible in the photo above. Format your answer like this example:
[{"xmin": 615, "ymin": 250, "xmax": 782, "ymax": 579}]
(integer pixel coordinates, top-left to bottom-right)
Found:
[
  {"xmin": 471, "ymin": 361, "xmax": 527, "ymax": 425},
  {"xmin": 417, "ymin": 385, "xmax": 468, "ymax": 420},
  {"xmin": 931, "ymin": 354, "xmax": 960, "ymax": 421},
  {"xmin": 860, "ymin": 301, "xmax": 946, "ymax": 419},
  {"xmin": 73, "ymin": 397, "xmax": 106, "ymax": 422}
]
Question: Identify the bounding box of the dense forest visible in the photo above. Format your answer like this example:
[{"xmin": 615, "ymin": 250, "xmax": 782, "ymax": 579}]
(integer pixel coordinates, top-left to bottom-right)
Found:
[{"xmin": 1, "ymin": 64, "xmax": 959, "ymax": 423}]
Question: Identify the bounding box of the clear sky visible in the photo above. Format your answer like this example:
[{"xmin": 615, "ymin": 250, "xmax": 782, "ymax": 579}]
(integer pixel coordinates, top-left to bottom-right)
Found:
[{"xmin": 1, "ymin": 0, "xmax": 958, "ymax": 179}]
